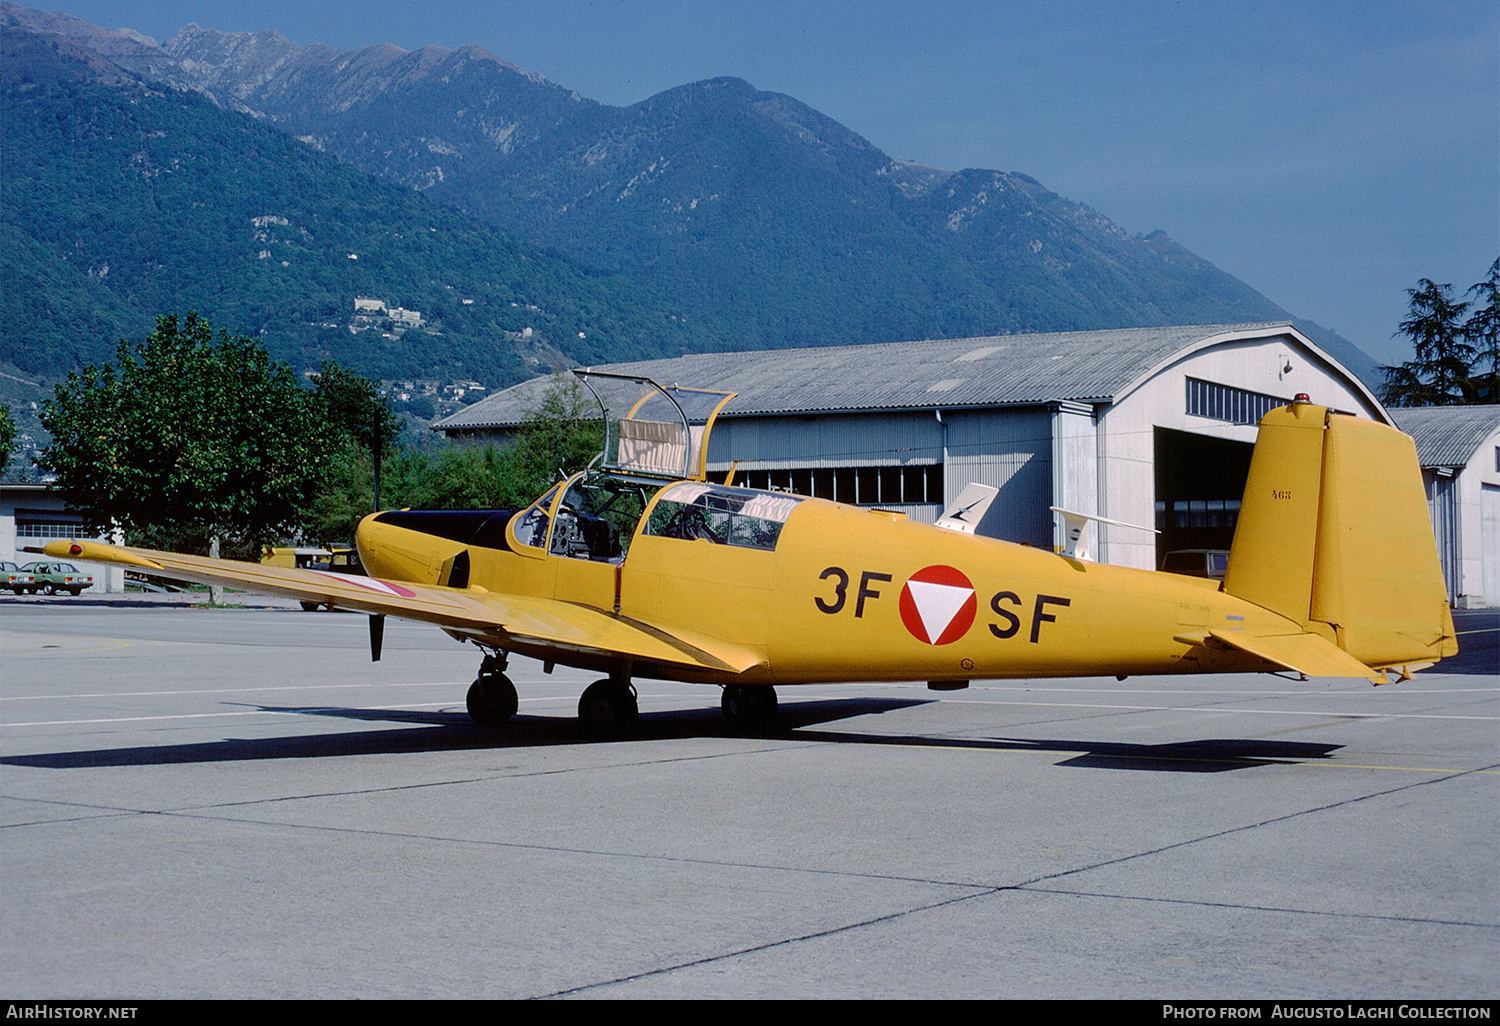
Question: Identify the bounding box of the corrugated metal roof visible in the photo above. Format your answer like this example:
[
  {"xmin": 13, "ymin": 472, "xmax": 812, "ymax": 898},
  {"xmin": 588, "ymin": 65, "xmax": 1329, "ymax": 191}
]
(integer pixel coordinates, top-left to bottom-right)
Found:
[
  {"xmin": 437, "ymin": 322, "xmax": 1299, "ymax": 430},
  {"xmin": 1390, "ymin": 405, "xmax": 1500, "ymax": 468}
]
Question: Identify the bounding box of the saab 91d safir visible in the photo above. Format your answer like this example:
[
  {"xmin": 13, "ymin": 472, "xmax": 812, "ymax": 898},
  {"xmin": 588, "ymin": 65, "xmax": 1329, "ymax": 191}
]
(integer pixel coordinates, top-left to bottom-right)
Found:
[{"xmin": 47, "ymin": 373, "xmax": 1457, "ymax": 738}]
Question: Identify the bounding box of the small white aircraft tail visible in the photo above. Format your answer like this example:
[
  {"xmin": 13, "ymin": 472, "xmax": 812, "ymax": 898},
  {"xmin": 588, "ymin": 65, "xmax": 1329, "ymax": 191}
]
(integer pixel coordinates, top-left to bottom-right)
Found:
[
  {"xmin": 1049, "ymin": 507, "xmax": 1158, "ymax": 561},
  {"xmin": 935, "ymin": 483, "xmax": 998, "ymax": 534}
]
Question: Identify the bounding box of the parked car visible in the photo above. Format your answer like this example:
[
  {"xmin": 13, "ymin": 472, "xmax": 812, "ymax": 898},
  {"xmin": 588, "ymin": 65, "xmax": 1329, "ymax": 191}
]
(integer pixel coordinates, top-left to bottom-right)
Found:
[
  {"xmin": 260, "ymin": 546, "xmax": 332, "ymax": 570},
  {"xmin": 19, "ymin": 561, "xmax": 94, "ymax": 596},
  {"xmin": 2, "ymin": 561, "xmax": 36, "ymax": 595},
  {"xmin": 301, "ymin": 547, "xmax": 365, "ymax": 610},
  {"xmin": 311, "ymin": 548, "xmax": 365, "ymax": 575}
]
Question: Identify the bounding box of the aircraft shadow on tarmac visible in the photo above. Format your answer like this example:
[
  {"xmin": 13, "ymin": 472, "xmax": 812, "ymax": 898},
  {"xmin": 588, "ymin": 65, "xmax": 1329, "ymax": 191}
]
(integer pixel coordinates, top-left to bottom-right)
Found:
[{"xmin": 2, "ymin": 695, "xmax": 1340, "ymax": 772}]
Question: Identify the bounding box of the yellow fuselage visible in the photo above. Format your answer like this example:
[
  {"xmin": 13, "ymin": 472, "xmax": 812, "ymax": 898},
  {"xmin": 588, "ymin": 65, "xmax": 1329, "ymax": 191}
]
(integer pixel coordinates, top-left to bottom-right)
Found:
[{"xmin": 357, "ymin": 489, "xmax": 1292, "ymax": 685}]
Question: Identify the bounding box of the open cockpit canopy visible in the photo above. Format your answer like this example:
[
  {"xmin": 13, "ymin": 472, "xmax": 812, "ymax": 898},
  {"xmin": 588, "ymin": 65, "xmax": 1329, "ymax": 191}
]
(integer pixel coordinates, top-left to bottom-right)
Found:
[{"xmin": 573, "ymin": 371, "xmax": 736, "ymax": 482}]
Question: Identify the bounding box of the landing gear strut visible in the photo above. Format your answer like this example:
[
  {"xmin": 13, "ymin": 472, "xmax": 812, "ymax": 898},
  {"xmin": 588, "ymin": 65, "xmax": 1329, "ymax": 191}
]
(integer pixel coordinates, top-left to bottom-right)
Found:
[
  {"xmin": 578, "ymin": 676, "xmax": 638, "ymax": 739},
  {"xmin": 466, "ymin": 652, "xmax": 518, "ymax": 726},
  {"xmin": 721, "ymin": 685, "xmax": 778, "ymax": 730}
]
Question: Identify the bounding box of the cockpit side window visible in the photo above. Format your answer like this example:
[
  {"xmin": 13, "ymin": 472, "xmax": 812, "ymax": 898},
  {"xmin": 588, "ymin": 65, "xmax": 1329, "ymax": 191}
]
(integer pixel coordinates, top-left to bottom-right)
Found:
[
  {"xmin": 550, "ymin": 474, "xmax": 660, "ymax": 563},
  {"xmin": 645, "ymin": 483, "xmax": 801, "ymax": 551},
  {"xmin": 512, "ymin": 486, "xmax": 559, "ymax": 551}
]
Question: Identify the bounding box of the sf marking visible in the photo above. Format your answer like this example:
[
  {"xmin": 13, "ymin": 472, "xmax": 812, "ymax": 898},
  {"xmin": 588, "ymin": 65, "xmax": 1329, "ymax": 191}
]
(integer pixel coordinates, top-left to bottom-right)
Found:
[
  {"xmin": 988, "ymin": 590, "xmax": 1072, "ymax": 644},
  {"xmin": 815, "ymin": 565, "xmax": 1071, "ymax": 644}
]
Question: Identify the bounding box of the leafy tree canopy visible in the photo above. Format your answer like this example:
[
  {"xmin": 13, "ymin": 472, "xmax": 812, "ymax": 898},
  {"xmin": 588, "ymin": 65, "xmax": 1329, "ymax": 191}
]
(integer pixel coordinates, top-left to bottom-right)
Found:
[
  {"xmin": 39, "ymin": 313, "xmax": 332, "ymax": 556},
  {"xmin": 0, "ymin": 404, "xmax": 14, "ymax": 477},
  {"xmin": 305, "ymin": 375, "xmax": 603, "ymax": 545},
  {"xmin": 1380, "ymin": 260, "xmax": 1499, "ymax": 407},
  {"xmin": 1464, "ymin": 258, "xmax": 1500, "ymax": 401},
  {"xmin": 310, "ymin": 360, "xmax": 403, "ymax": 457}
]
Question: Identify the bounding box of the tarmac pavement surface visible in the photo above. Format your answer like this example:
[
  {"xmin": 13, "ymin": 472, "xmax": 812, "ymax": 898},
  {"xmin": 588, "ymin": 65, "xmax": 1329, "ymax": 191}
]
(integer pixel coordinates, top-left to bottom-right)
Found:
[{"xmin": 1, "ymin": 596, "xmax": 1495, "ymax": 999}]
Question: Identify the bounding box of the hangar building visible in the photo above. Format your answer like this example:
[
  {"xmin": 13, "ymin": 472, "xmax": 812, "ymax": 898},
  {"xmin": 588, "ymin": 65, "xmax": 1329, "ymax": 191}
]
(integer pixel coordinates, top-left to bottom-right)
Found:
[
  {"xmin": 1390, "ymin": 404, "xmax": 1500, "ymax": 609},
  {"xmin": 0, "ymin": 482, "xmax": 125, "ymax": 594},
  {"xmin": 438, "ymin": 322, "xmax": 1387, "ymax": 573}
]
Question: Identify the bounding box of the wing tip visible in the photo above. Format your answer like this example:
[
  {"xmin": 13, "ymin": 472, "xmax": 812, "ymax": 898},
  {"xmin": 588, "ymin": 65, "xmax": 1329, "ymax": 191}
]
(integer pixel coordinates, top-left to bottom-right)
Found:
[{"xmin": 43, "ymin": 539, "xmax": 164, "ymax": 570}]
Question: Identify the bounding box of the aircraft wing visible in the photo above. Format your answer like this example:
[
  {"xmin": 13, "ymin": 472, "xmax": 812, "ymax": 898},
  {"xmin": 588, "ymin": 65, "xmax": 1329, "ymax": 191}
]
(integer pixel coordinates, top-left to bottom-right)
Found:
[{"xmin": 43, "ymin": 540, "xmax": 764, "ymax": 676}]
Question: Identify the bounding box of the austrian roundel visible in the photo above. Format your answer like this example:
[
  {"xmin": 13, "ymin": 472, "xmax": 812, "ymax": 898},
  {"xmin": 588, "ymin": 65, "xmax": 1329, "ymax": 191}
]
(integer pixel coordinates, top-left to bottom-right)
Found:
[{"xmin": 898, "ymin": 565, "xmax": 977, "ymax": 645}]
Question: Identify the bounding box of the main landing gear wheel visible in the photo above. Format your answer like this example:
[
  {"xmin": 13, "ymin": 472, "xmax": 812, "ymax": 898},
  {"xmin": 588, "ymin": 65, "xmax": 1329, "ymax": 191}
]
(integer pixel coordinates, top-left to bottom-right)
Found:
[
  {"xmin": 467, "ymin": 656, "xmax": 518, "ymax": 726},
  {"xmin": 467, "ymin": 675, "xmax": 518, "ymax": 725},
  {"xmin": 578, "ymin": 678, "xmax": 638, "ymax": 739},
  {"xmin": 721, "ymin": 685, "xmax": 778, "ymax": 730}
]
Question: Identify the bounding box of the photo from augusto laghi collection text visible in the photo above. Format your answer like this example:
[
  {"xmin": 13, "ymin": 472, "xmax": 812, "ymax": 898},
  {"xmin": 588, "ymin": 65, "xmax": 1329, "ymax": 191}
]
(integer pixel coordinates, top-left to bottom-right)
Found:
[{"xmin": 1162, "ymin": 1006, "xmax": 1493, "ymax": 1020}]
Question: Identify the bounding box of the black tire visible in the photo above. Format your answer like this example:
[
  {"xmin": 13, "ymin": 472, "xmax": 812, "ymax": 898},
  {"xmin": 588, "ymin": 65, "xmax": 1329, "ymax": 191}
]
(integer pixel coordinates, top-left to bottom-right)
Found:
[
  {"xmin": 466, "ymin": 674, "xmax": 518, "ymax": 725},
  {"xmin": 578, "ymin": 679, "xmax": 638, "ymax": 739},
  {"xmin": 67, "ymin": 588, "xmax": 81, "ymax": 596},
  {"xmin": 42, "ymin": 584, "xmax": 55, "ymax": 596},
  {"xmin": 722, "ymin": 685, "xmax": 778, "ymax": 730}
]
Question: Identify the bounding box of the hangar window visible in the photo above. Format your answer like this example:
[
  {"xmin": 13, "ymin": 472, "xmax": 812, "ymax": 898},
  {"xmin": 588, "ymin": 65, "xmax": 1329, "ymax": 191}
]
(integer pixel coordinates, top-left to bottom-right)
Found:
[
  {"xmin": 15, "ymin": 510, "xmax": 92, "ymax": 540},
  {"xmin": 1155, "ymin": 499, "xmax": 1241, "ymax": 531},
  {"xmin": 1185, "ymin": 379, "xmax": 1287, "ymax": 425},
  {"xmin": 732, "ymin": 464, "xmax": 943, "ymax": 505}
]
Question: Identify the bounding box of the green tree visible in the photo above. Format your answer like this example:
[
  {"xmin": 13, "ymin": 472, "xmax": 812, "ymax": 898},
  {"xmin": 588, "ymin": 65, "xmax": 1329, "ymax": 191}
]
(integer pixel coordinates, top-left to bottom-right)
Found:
[
  {"xmin": 302, "ymin": 361, "xmax": 405, "ymax": 541},
  {"xmin": 1464, "ymin": 258, "xmax": 1500, "ymax": 403},
  {"xmin": 38, "ymin": 313, "xmax": 330, "ymax": 557},
  {"xmin": 304, "ymin": 445, "xmax": 380, "ymax": 546},
  {"xmin": 422, "ymin": 443, "xmax": 530, "ymax": 510},
  {"xmin": 0, "ymin": 404, "xmax": 14, "ymax": 477},
  {"xmin": 1380, "ymin": 278, "xmax": 1477, "ymax": 407},
  {"xmin": 504, "ymin": 375, "xmax": 605, "ymax": 501},
  {"xmin": 309, "ymin": 361, "xmax": 403, "ymax": 457},
  {"xmin": 305, "ymin": 444, "xmax": 445, "ymax": 545},
  {"xmin": 304, "ymin": 375, "xmax": 604, "ymax": 541}
]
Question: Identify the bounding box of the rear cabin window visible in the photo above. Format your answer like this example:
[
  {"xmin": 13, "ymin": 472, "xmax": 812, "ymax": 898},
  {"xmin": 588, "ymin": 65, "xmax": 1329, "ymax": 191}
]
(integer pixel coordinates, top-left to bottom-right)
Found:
[{"xmin": 645, "ymin": 483, "xmax": 801, "ymax": 551}]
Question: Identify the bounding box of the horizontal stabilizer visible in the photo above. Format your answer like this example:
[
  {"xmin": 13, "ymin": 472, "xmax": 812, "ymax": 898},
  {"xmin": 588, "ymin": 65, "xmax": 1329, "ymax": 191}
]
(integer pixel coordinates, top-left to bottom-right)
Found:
[{"xmin": 1207, "ymin": 627, "xmax": 1384, "ymax": 683}]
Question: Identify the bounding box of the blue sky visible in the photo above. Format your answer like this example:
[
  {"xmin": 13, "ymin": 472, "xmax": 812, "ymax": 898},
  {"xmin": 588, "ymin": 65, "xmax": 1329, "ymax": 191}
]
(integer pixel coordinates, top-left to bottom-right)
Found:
[{"xmin": 30, "ymin": 1, "xmax": 1500, "ymax": 365}]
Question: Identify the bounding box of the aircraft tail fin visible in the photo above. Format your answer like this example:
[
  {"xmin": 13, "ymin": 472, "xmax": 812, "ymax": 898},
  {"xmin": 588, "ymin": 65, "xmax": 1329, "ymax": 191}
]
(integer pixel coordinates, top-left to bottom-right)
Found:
[
  {"xmin": 1223, "ymin": 401, "xmax": 1457, "ymax": 673},
  {"xmin": 935, "ymin": 483, "xmax": 998, "ymax": 534}
]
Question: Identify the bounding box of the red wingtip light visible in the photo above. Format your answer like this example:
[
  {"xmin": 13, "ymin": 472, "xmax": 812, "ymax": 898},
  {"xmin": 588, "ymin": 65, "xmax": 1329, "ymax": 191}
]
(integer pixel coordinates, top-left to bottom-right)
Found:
[{"xmin": 70, "ymin": 543, "xmax": 83, "ymax": 555}]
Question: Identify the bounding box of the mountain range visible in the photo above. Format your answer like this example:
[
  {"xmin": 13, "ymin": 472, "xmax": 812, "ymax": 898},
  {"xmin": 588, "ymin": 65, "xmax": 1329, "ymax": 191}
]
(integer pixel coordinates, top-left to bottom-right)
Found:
[{"xmin": 0, "ymin": 2, "xmax": 1379, "ymax": 394}]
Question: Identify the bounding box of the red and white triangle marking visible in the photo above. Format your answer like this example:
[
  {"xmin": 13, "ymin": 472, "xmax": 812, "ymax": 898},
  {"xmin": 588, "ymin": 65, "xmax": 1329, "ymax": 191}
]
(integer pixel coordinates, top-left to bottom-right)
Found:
[{"xmin": 899, "ymin": 566, "xmax": 976, "ymax": 645}]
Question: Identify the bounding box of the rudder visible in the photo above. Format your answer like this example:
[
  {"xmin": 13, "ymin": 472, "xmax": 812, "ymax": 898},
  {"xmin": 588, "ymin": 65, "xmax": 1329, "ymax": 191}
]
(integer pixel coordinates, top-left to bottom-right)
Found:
[{"xmin": 1224, "ymin": 401, "xmax": 1456, "ymax": 672}]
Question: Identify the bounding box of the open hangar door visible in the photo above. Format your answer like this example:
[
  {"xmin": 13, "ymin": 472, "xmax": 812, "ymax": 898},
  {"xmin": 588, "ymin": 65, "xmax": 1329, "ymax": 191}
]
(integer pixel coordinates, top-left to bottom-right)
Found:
[{"xmin": 1153, "ymin": 427, "xmax": 1254, "ymax": 573}]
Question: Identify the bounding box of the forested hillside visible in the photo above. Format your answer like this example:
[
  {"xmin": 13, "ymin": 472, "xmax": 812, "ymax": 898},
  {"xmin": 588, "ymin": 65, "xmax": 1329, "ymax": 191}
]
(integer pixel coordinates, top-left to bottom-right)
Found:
[
  {"xmin": 0, "ymin": 3, "xmax": 1379, "ymax": 393},
  {"xmin": 0, "ymin": 30, "xmax": 722, "ymax": 387}
]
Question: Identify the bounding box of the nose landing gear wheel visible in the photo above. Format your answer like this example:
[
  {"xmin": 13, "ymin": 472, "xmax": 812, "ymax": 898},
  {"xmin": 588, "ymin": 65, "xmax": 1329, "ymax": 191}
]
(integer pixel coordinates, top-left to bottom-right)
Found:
[{"xmin": 578, "ymin": 678, "xmax": 638, "ymax": 739}]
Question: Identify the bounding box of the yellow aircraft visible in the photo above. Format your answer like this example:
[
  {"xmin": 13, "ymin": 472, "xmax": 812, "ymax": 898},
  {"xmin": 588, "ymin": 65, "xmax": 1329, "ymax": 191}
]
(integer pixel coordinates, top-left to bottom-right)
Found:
[{"xmin": 47, "ymin": 372, "xmax": 1457, "ymax": 738}]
